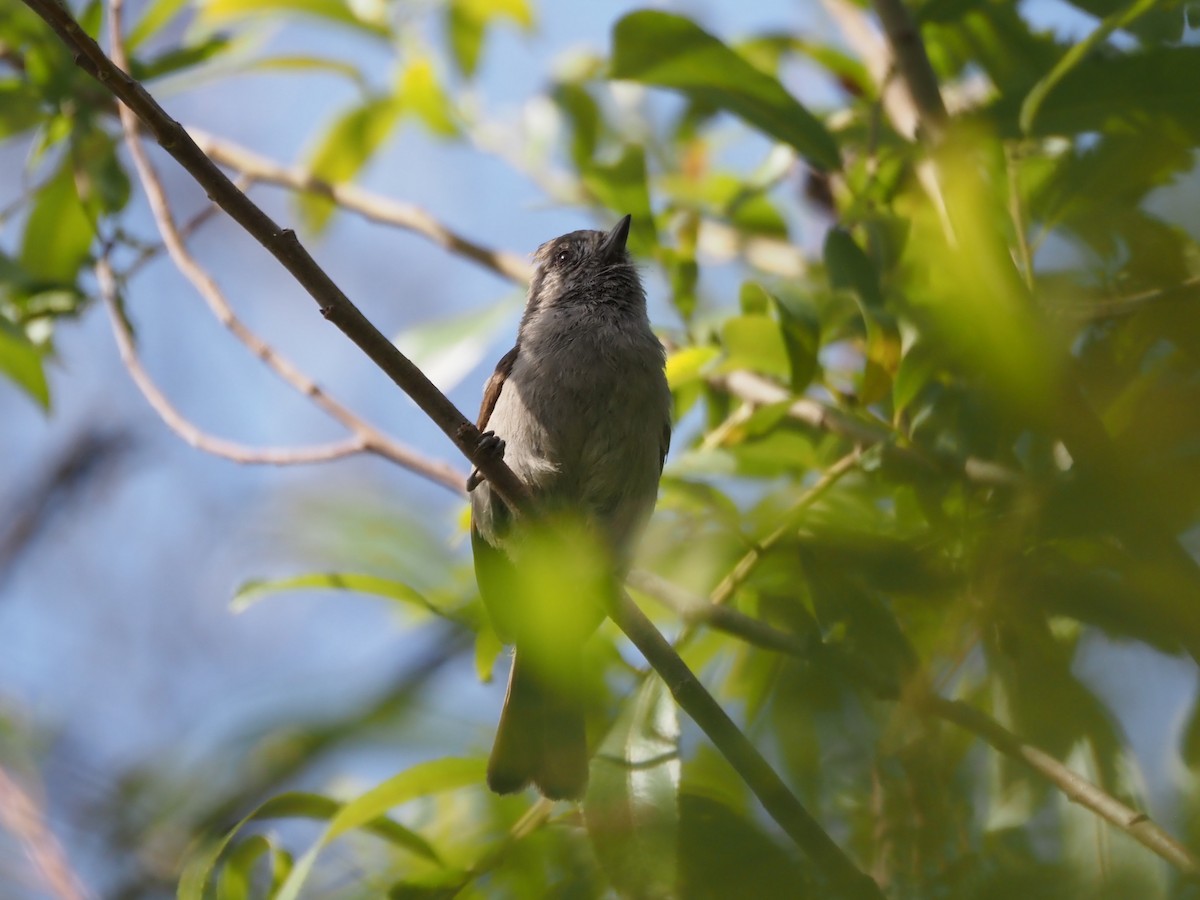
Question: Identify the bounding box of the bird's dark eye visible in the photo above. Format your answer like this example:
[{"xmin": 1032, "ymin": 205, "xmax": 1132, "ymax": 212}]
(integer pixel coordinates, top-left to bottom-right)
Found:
[{"xmin": 553, "ymin": 246, "xmax": 575, "ymax": 267}]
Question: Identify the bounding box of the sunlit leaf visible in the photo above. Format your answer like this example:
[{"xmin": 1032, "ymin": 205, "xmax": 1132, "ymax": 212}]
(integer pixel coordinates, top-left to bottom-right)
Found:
[
  {"xmin": 447, "ymin": 0, "xmax": 533, "ymax": 77},
  {"xmin": 398, "ymin": 56, "xmax": 458, "ymax": 137},
  {"xmin": 197, "ymin": 0, "xmax": 389, "ymax": 36},
  {"xmin": 611, "ymin": 12, "xmax": 840, "ymax": 171},
  {"xmin": 299, "ymin": 97, "xmax": 402, "ymax": 233},
  {"xmin": 395, "ymin": 294, "xmax": 517, "ymax": 393}
]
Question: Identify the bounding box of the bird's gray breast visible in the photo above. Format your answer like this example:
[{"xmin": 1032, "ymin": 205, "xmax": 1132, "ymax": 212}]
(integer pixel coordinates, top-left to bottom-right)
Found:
[{"xmin": 472, "ymin": 307, "xmax": 669, "ymax": 563}]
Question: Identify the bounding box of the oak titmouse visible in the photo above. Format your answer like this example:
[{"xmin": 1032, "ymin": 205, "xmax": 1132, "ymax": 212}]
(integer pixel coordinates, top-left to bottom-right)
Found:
[{"xmin": 469, "ymin": 214, "xmax": 672, "ymax": 799}]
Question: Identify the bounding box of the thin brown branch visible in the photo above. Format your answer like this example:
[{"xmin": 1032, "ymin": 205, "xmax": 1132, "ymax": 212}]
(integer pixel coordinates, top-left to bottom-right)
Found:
[
  {"xmin": 712, "ymin": 370, "xmax": 1023, "ymax": 488},
  {"xmin": 0, "ymin": 765, "xmax": 91, "ymax": 900},
  {"xmin": 97, "ymin": 256, "xmax": 366, "ymax": 466},
  {"xmin": 105, "ymin": 13, "xmax": 464, "ymax": 492},
  {"xmin": 15, "ymin": 0, "xmax": 879, "ymax": 888},
  {"xmin": 635, "ymin": 573, "xmax": 1200, "ymax": 877},
  {"xmin": 189, "ymin": 130, "xmax": 535, "ymax": 286}
]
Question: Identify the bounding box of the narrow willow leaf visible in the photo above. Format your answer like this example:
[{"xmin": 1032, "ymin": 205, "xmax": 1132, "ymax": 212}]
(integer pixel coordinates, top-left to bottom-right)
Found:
[
  {"xmin": 273, "ymin": 758, "xmax": 486, "ymax": 900},
  {"xmin": 231, "ymin": 572, "xmax": 435, "ymax": 614},
  {"xmin": 178, "ymin": 791, "xmax": 440, "ymax": 900},
  {"xmin": 585, "ymin": 678, "xmax": 681, "ymax": 900},
  {"xmin": 611, "ymin": 12, "xmax": 840, "ymax": 171}
]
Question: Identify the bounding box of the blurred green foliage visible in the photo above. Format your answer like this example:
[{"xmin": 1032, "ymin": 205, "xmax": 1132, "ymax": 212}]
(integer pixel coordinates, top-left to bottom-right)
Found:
[{"xmin": 3, "ymin": 0, "xmax": 1200, "ymax": 897}]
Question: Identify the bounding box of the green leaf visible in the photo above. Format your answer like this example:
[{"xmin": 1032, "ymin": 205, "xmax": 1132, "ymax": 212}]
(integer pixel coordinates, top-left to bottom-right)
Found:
[
  {"xmin": 0, "ymin": 319, "xmax": 49, "ymax": 409},
  {"xmin": 610, "ymin": 12, "xmax": 840, "ymax": 171},
  {"xmin": 232, "ymin": 572, "xmax": 437, "ymax": 615},
  {"xmin": 397, "ymin": 56, "xmax": 458, "ymax": 137},
  {"xmin": 1006, "ymin": 45, "xmax": 1200, "ymax": 139},
  {"xmin": 447, "ymin": 0, "xmax": 533, "ymax": 77},
  {"xmin": 299, "ymin": 97, "xmax": 402, "ymax": 233},
  {"xmin": 273, "ymin": 758, "xmax": 485, "ymax": 900},
  {"xmin": 585, "ymin": 677, "xmax": 680, "ymax": 900},
  {"xmin": 553, "ymin": 81, "xmax": 600, "ymax": 167},
  {"xmin": 823, "ymin": 228, "xmax": 883, "ymax": 310},
  {"xmin": 20, "ymin": 162, "xmax": 94, "ymax": 283},
  {"xmin": 197, "ymin": 0, "xmax": 389, "ymax": 36},
  {"xmin": 665, "ymin": 345, "xmax": 719, "ymax": 390},
  {"xmin": 744, "ymin": 282, "xmax": 819, "ymax": 394},
  {"xmin": 718, "ymin": 314, "xmax": 791, "ymax": 381},
  {"xmin": 581, "ymin": 145, "xmax": 657, "ymax": 254},
  {"xmin": 0, "ymin": 82, "xmax": 44, "ymax": 140}
]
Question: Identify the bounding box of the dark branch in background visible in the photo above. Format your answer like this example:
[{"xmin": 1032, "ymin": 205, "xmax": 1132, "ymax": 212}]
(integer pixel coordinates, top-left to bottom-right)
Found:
[
  {"xmin": 16, "ymin": 1, "xmax": 882, "ymax": 894},
  {"xmin": 633, "ymin": 572, "xmax": 1200, "ymax": 877},
  {"xmin": 0, "ymin": 428, "xmax": 133, "ymax": 591}
]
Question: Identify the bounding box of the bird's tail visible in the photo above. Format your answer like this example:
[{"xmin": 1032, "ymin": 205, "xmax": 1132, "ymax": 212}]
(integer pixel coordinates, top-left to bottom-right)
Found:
[{"xmin": 487, "ymin": 648, "xmax": 588, "ymax": 800}]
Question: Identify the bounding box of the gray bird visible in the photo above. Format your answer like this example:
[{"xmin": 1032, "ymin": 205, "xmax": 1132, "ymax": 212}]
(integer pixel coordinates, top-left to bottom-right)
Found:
[{"xmin": 469, "ymin": 214, "xmax": 672, "ymax": 800}]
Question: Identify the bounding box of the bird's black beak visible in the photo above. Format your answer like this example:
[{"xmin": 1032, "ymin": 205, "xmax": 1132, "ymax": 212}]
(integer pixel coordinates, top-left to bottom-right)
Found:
[{"xmin": 598, "ymin": 214, "xmax": 632, "ymax": 263}]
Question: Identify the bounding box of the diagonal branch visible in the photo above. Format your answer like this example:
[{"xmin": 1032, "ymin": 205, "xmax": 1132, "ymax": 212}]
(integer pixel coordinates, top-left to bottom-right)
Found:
[{"xmin": 17, "ymin": 1, "xmax": 881, "ymax": 892}]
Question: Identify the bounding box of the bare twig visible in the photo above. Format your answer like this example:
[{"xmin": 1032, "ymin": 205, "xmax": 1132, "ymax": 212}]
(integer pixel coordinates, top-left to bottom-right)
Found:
[
  {"xmin": 97, "ymin": 256, "xmax": 366, "ymax": 466},
  {"xmin": 189, "ymin": 130, "xmax": 535, "ymax": 286},
  {"xmin": 104, "ymin": 17, "xmax": 464, "ymax": 492},
  {"xmin": 15, "ymin": 0, "xmax": 879, "ymax": 888},
  {"xmin": 634, "ymin": 574, "xmax": 1200, "ymax": 877},
  {"xmin": 0, "ymin": 765, "xmax": 91, "ymax": 900}
]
